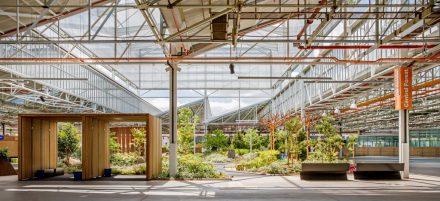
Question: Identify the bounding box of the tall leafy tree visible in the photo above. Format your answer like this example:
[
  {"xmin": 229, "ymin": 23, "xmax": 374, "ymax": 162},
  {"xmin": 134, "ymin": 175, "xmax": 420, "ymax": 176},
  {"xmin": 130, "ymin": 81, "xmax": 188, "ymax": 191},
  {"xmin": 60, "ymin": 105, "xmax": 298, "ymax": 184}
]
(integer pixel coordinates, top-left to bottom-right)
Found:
[
  {"xmin": 244, "ymin": 128, "xmax": 262, "ymax": 150},
  {"xmin": 202, "ymin": 129, "xmax": 228, "ymax": 152},
  {"xmin": 131, "ymin": 128, "xmax": 146, "ymax": 156},
  {"xmin": 177, "ymin": 107, "xmax": 199, "ymax": 154},
  {"xmin": 311, "ymin": 115, "xmax": 345, "ymax": 162},
  {"xmin": 58, "ymin": 123, "xmax": 80, "ymax": 166},
  {"xmin": 285, "ymin": 117, "xmax": 303, "ymax": 161}
]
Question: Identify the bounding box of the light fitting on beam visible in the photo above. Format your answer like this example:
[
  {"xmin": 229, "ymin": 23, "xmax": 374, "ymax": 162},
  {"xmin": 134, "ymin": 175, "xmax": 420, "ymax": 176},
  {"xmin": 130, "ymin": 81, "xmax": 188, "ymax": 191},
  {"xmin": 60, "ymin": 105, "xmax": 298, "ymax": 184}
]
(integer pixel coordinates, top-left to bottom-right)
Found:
[
  {"xmin": 334, "ymin": 107, "xmax": 340, "ymax": 114},
  {"xmin": 322, "ymin": 111, "xmax": 327, "ymax": 117},
  {"xmin": 229, "ymin": 63, "xmax": 235, "ymax": 74},
  {"xmin": 350, "ymin": 101, "xmax": 357, "ymax": 109},
  {"xmin": 39, "ymin": 96, "xmax": 45, "ymax": 102},
  {"xmin": 237, "ymin": 76, "xmax": 332, "ymax": 80}
]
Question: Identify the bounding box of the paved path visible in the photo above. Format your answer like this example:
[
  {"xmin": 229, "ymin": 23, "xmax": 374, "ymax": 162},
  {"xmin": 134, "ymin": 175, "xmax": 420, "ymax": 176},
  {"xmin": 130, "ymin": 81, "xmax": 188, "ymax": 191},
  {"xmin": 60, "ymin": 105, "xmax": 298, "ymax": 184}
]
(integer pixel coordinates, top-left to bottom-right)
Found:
[{"xmin": 1, "ymin": 173, "xmax": 440, "ymax": 201}]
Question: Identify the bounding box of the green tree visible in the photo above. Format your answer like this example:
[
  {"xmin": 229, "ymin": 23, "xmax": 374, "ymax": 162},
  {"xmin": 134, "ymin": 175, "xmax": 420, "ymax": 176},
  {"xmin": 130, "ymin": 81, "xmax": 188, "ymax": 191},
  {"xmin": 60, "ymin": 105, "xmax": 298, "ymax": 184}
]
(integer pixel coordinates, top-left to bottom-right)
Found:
[
  {"xmin": 131, "ymin": 128, "xmax": 146, "ymax": 156},
  {"xmin": 177, "ymin": 107, "xmax": 199, "ymax": 154},
  {"xmin": 347, "ymin": 134, "xmax": 358, "ymax": 160},
  {"xmin": 310, "ymin": 115, "xmax": 345, "ymax": 162},
  {"xmin": 231, "ymin": 132, "xmax": 246, "ymax": 149},
  {"xmin": 275, "ymin": 129, "xmax": 289, "ymax": 153},
  {"xmin": 285, "ymin": 117, "xmax": 304, "ymax": 161},
  {"xmin": 203, "ymin": 129, "xmax": 228, "ymax": 152},
  {"xmin": 109, "ymin": 131, "xmax": 120, "ymax": 154},
  {"xmin": 244, "ymin": 128, "xmax": 262, "ymax": 151},
  {"xmin": 57, "ymin": 123, "xmax": 80, "ymax": 166}
]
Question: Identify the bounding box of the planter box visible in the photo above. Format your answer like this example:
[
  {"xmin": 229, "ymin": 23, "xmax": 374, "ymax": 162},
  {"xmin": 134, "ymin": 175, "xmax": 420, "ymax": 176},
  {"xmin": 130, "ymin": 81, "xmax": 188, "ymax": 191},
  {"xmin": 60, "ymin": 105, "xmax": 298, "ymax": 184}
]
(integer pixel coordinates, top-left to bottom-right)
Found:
[
  {"xmin": 354, "ymin": 163, "xmax": 403, "ymax": 180},
  {"xmin": 300, "ymin": 163, "xmax": 349, "ymax": 180},
  {"xmin": 0, "ymin": 159, "xmax": 17, "ymax": 176}
]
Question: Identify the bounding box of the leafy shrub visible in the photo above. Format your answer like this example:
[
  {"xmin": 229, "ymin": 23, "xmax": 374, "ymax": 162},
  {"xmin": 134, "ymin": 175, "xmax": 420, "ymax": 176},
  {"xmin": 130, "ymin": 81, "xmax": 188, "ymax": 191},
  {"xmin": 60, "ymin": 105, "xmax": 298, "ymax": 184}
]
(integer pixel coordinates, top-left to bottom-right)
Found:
[
  {"xmin": 205, "ymin": 153, "xmax": 228, "ymax": 163},
  {"xmin": 244, "ymin": 128, "xmax": 262, "ymax": 150},
  {"xmin": 0, "ymin": 148, "xmax": 9, "ymax": 159},
  {"xmin": 242, "ymin": 152, "xmax": 258, "ymax": 161},
  {"xmin": 232, "ymin": 133, "xmax": 246, "ymax": 149},
  {"xmin": 112, "ymin": 163, "xmax": 146, "ymax": 175},
  {"xmin": 263, "ymin": 161, "xmax": 289, "ymax": 175},
  {"xmin": 10, "ymin": 158, "xmax": 18, "ymax": 164},
  {"xmin": 203, "ymin": 129, "xmax": 229, "ymax": 152},
  {"xmin": 235, "ymin": 149, "xmax": 250, "ymax": 155},
  {"xmin": 238, "ymin": 150, "xmax": 279, "ymax": 171},
  {"xmin": 177, "ymin": 154, "xmax": 221, "ymax": 179},
  {"xmin": 60, "ymin": 164, "xmax": 81, "ymax": 173},
  {"xmin": 111, "ymin": 152, "xmax": 141, "ymax": 166}
]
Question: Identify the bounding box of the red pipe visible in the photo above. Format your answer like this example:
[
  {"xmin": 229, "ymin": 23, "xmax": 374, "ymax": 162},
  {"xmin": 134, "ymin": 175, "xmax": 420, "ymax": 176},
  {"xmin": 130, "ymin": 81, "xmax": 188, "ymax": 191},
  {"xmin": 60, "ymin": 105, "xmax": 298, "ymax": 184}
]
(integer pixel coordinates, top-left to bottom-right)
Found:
[
  {"xmin": 298, "ymin": 44, "xmax": 438, "ymax": 50},
  {"xmin": 296, "ymin": 0, "xmax": 327, "ymax": 40}
]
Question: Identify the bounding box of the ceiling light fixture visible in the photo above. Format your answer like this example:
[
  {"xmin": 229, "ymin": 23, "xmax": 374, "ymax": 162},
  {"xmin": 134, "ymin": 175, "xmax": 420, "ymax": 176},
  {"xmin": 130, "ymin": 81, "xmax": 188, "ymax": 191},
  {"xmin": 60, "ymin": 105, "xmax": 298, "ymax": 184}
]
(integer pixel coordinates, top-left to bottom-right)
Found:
[
  {"xmin": 229, "ymin": 63, "xmax": 235, "ymax": 74},
  {"xmin": 334, "ymin": 107, "xmax": 340, "ymax": 114},
  {"xmin": 350, "ymin": 101, "xmax": 357, "ymax": 109}
]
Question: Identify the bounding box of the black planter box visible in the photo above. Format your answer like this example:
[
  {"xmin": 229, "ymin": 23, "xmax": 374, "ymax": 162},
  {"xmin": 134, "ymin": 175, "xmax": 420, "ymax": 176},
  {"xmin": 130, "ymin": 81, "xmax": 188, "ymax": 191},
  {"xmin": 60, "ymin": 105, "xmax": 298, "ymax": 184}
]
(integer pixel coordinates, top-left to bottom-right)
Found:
[
  {"xmin": 354, "ymin": 163, "xmax": 403, "ymax": 180},
  {"xmin": 300, "ymin": 163, "xmax": 349, "ymax": 180}
]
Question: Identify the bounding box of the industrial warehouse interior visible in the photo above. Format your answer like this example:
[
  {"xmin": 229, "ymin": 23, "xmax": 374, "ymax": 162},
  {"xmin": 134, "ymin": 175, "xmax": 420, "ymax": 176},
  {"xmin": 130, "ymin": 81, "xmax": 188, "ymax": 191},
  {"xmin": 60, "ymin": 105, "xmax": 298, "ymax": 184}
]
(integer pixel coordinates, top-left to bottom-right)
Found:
[{"xmin": 0, "ymin": 0, "xmax": 440, "ymax": 200}]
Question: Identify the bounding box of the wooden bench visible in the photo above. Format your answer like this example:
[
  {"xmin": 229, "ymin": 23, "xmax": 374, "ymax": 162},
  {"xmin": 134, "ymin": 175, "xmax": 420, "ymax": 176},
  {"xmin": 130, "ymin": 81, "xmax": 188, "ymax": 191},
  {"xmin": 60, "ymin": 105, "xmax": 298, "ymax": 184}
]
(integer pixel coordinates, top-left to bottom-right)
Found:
[
  {"xmin": 354, "ymin": 163, "xmax": 403, "ymax": 180},
  {"xmin": 300, "ymin": 163, "xmax": 349, "ymax": 180}
]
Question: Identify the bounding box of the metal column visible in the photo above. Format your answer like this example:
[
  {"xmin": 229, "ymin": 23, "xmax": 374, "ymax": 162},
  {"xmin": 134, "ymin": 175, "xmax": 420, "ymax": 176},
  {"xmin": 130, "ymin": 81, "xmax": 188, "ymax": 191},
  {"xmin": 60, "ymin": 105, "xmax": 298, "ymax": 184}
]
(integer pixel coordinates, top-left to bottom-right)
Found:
[
  {"xmin": 167, "ymin": 62, "xmax": 178, "ymax": 177},
  {"xmin": 399, "ymin": 109, "xmax": 410, "ymax": 179}
]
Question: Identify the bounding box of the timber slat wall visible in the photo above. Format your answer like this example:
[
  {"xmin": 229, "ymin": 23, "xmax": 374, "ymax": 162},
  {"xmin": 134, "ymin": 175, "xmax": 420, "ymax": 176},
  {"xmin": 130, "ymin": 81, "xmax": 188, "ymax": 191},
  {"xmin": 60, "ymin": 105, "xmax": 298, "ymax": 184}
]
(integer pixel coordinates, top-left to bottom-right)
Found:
[
  {"xmin": 19, "ymin": 118, "xmax": 58, "ymax": 180},
  {"xmin": 18, "ymin": 114, "xmax": 162, "ymax": 181}
]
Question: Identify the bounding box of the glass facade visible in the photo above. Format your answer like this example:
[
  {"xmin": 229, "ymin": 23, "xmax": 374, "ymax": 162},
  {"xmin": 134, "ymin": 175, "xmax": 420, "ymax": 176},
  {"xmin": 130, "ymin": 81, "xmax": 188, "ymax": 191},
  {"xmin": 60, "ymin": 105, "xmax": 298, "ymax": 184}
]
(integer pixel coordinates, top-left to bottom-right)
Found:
[{"xmin": 358, "ymin": 130, "xmax": 440, "ymax": 147}]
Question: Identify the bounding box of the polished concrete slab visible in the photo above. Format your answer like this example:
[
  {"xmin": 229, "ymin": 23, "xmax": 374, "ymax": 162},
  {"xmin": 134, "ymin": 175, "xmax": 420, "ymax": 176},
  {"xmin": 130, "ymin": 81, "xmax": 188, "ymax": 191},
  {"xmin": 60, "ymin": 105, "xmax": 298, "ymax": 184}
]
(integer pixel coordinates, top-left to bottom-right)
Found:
[
  {"xmin": 1, "ymin": 157, "xmax": 439, "ymax": 201},
  {"xmin": 0, "ymin": 173, "xmax": 440, "ymax": 201}
]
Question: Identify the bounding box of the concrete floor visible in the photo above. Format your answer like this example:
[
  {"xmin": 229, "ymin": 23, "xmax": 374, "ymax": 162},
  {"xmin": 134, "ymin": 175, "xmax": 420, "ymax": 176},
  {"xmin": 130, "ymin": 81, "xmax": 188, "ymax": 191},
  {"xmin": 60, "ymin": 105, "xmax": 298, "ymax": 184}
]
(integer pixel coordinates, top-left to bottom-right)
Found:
[{"xmin": 0, "ymin": 157, "xmax": 439, "ymax": 201}]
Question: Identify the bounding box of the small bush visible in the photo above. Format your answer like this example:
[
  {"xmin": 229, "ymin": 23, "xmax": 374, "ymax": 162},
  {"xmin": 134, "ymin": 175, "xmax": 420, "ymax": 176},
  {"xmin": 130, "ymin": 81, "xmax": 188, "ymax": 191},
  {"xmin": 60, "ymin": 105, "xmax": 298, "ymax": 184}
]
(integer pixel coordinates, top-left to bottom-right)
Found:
[
  {"xmin": 242, "ymin": 152, "xmax": 258, "ymax": 161},
  {"xmin": 177, "ymin": 154, "xmax": 221, "ymax": 179},
  {"xmin": 262, "ymin": 161, "xmax": 288, "ymax": 175},
  {"xmin": 64, "ymin": 165, "xmax": 82, "ymax": 174},
  {"xmin": 0, "ymin": 148, "xmax": 9, "ymax": 159},
  {"xmin": 235, "ymin": 149, "xmax": 250, "ymax": 155},
  {"xmin": 112, "ymin": 163, "xmax": 146, "ymax": 175},
  {"xmin": 10, "ymin": 158, "xmax": 18, "ymax": 164},
  {"xmin": 111, "ymin": 152, "xmax": 142, "ymax": 166},
  {"xmin": 205, "ymin": 153, "xmax": 228, "ymax": 163},
  {"xmin": 237, "ymin": 150, "xmax": 279, "ymax": 171}
]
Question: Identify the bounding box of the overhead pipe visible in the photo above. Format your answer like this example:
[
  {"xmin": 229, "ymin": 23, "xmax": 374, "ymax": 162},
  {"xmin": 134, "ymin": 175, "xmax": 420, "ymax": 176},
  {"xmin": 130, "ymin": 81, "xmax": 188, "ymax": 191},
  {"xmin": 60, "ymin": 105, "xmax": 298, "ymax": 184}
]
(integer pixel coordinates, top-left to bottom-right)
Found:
[
  {"xmin": 1, "ymin": 56, "xmax": 439, "ymax": 63},
  {"xmin": 298, "ymin": 44, "xmax": 438, "ymax": 50}
]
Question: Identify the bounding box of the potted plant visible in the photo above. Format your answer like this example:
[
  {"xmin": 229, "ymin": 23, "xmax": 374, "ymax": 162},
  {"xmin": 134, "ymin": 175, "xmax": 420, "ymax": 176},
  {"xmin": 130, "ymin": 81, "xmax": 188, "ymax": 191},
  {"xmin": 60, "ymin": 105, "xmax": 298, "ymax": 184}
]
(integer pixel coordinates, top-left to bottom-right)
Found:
[{"xmin": 300, "ymin": 116, "xmax": 349, "ymax": 180}]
